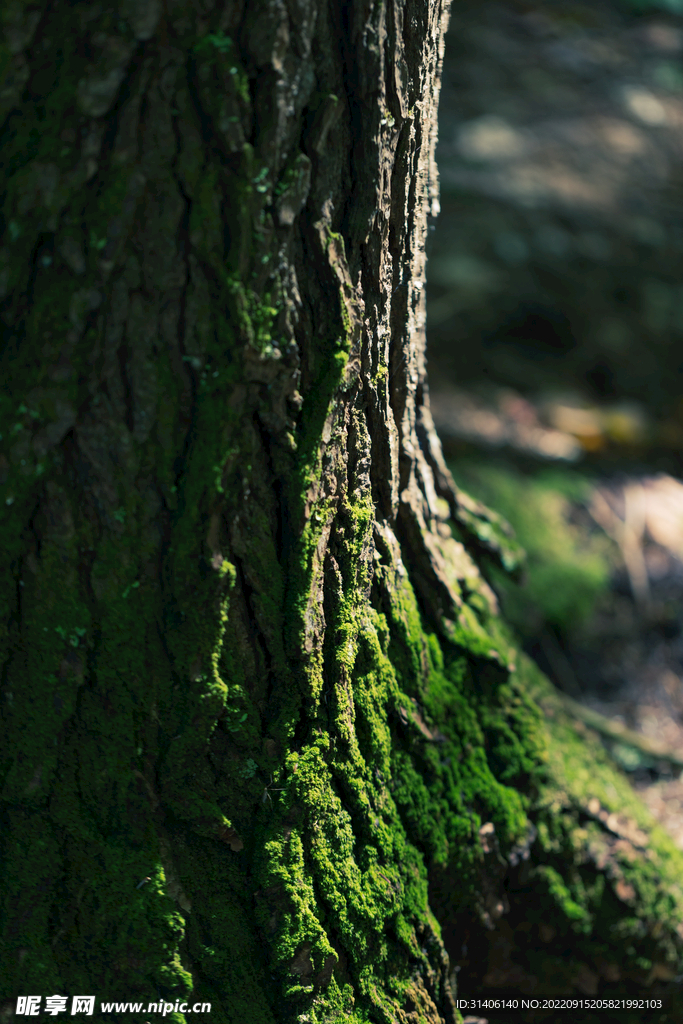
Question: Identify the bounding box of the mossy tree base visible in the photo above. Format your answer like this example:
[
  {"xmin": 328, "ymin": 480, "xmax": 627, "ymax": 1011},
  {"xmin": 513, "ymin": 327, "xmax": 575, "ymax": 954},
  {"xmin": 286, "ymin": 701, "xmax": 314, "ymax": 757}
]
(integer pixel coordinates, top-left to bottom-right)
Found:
[{"xmin": 1, "ymin": 2, "xmax": 682, "ymax": 1023}]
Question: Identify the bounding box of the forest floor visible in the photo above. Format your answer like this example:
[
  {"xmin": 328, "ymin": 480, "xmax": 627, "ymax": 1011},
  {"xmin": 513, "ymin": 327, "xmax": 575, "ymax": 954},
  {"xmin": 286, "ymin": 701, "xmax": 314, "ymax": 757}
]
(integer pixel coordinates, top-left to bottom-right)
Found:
[{"xmin": 428, "ymin": 0, "xmax": 683, "ymax": 854}]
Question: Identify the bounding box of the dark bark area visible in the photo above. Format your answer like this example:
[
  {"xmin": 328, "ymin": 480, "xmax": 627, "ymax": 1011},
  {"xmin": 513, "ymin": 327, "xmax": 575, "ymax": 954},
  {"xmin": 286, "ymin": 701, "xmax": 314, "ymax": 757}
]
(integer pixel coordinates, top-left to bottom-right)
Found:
[{"xmin": 1, "ymin": 3, "xmax": 683, "ymax": 1024}]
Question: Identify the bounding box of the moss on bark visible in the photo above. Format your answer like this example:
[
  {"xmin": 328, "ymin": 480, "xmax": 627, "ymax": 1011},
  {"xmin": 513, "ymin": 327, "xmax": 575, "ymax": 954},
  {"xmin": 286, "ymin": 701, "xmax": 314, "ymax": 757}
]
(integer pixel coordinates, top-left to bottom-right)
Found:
[{"xmin": 1, "ymin": 2, "xmax": 683, "ymax": 1023}]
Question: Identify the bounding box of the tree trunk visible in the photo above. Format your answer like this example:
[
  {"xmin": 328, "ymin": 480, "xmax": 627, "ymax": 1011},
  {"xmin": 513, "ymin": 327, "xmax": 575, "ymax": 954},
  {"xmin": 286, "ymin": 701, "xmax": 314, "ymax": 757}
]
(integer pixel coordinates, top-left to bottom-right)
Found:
[{"xmin": 2, "ymin": 3, "xmax": 683, "ymax": 1023}]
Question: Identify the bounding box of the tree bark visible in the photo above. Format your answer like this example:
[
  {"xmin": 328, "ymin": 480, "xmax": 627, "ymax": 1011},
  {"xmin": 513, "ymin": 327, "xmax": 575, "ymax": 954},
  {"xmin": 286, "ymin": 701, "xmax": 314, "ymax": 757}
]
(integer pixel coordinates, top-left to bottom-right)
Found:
[{"xmin": 2, "ymin": 3, "xmax": 683, "ymax": 1023}]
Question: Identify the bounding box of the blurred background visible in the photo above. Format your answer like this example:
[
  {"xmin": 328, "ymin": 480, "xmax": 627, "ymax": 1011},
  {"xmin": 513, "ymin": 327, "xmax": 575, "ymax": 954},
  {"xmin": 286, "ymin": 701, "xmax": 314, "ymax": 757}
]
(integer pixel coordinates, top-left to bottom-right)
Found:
[{"xmin": 428, "ymin": 0, "xmax": 683, "ymax": 847}]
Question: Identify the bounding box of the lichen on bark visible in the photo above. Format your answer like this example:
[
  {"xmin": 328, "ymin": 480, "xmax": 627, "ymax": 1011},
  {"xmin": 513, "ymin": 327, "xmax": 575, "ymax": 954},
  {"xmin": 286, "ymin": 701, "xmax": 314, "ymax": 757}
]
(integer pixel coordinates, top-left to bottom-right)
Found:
[{"xmin": 1, "ymin": 2, "xmax": 683, "ymax": 1024}]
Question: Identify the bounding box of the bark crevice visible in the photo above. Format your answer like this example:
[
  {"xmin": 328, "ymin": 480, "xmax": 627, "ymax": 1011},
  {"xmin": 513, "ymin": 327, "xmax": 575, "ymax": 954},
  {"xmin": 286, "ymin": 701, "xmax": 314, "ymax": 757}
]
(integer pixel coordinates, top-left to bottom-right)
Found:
[{"xmin": 3, "ymin": 2, "xmax": 683, "ymax": 1023}]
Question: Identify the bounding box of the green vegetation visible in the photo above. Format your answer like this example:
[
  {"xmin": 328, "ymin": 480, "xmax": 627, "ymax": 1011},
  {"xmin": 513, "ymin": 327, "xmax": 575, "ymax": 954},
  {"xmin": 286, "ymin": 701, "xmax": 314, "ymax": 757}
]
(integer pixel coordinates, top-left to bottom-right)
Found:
[
  {"xmin": 449, "ymin": 459, "xmax": 613, "ymax": 643},
  {"xmin": 524, "ymin": 658, "xmax": 683, "ymax": 1003},
  {"xmin": 4, "ymin": 4, "xmax": 683, "ymax": 1020}
]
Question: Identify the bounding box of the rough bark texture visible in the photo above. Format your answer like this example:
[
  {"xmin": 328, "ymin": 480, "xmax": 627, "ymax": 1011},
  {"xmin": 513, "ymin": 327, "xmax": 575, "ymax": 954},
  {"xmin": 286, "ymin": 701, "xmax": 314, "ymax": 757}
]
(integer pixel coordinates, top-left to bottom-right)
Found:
[{"xmin": 2, "ymin": 2, "xmax": 683, "ymax": 1023}]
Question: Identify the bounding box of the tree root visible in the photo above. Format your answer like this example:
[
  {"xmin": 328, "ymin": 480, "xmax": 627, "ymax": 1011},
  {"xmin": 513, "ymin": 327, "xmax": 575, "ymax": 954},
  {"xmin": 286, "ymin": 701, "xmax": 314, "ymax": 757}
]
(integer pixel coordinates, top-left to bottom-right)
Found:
[{"xmin": 555, "ymin": 688, "xmax": 683, "ymax": 770}]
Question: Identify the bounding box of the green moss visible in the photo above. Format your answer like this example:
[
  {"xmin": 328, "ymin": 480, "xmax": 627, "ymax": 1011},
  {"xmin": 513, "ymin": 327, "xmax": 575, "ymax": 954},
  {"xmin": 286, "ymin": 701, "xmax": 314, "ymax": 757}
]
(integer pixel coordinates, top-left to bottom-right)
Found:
[
  {"xmin": 223, "ymin": 272, "xmax": 279, "ymax": 354},
  {"xmin": 530, "ymin": 864, "xmax": 593, "ymax": 932},
  {"xmin": 0, "ymin": 485, "xmax": 193, "ymax": 999},
  {"xmin": 192, "ymin": 32, "xmax": 234, "ymax": 56},
  {"xmin": 5, "ymin": 11, "xmax": 683, "ymax": 1021},
  {"xmin": 305, "ymin": 977, "xmax": 369, "ymax": 1023},
  {"xmin": 251, "ymin": 431, "xmax": 552, "ymax": 1021},
  {"xmin": 449, "ymin": 459, "xmax": 612, "ymax": 640},
  {"xmin": 519, "ymin": 654, "xmax": 683, "ymax": 981},
  {"xmin": 192, "ymin": 32, "xmax": 249, "ymax": 103}
]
